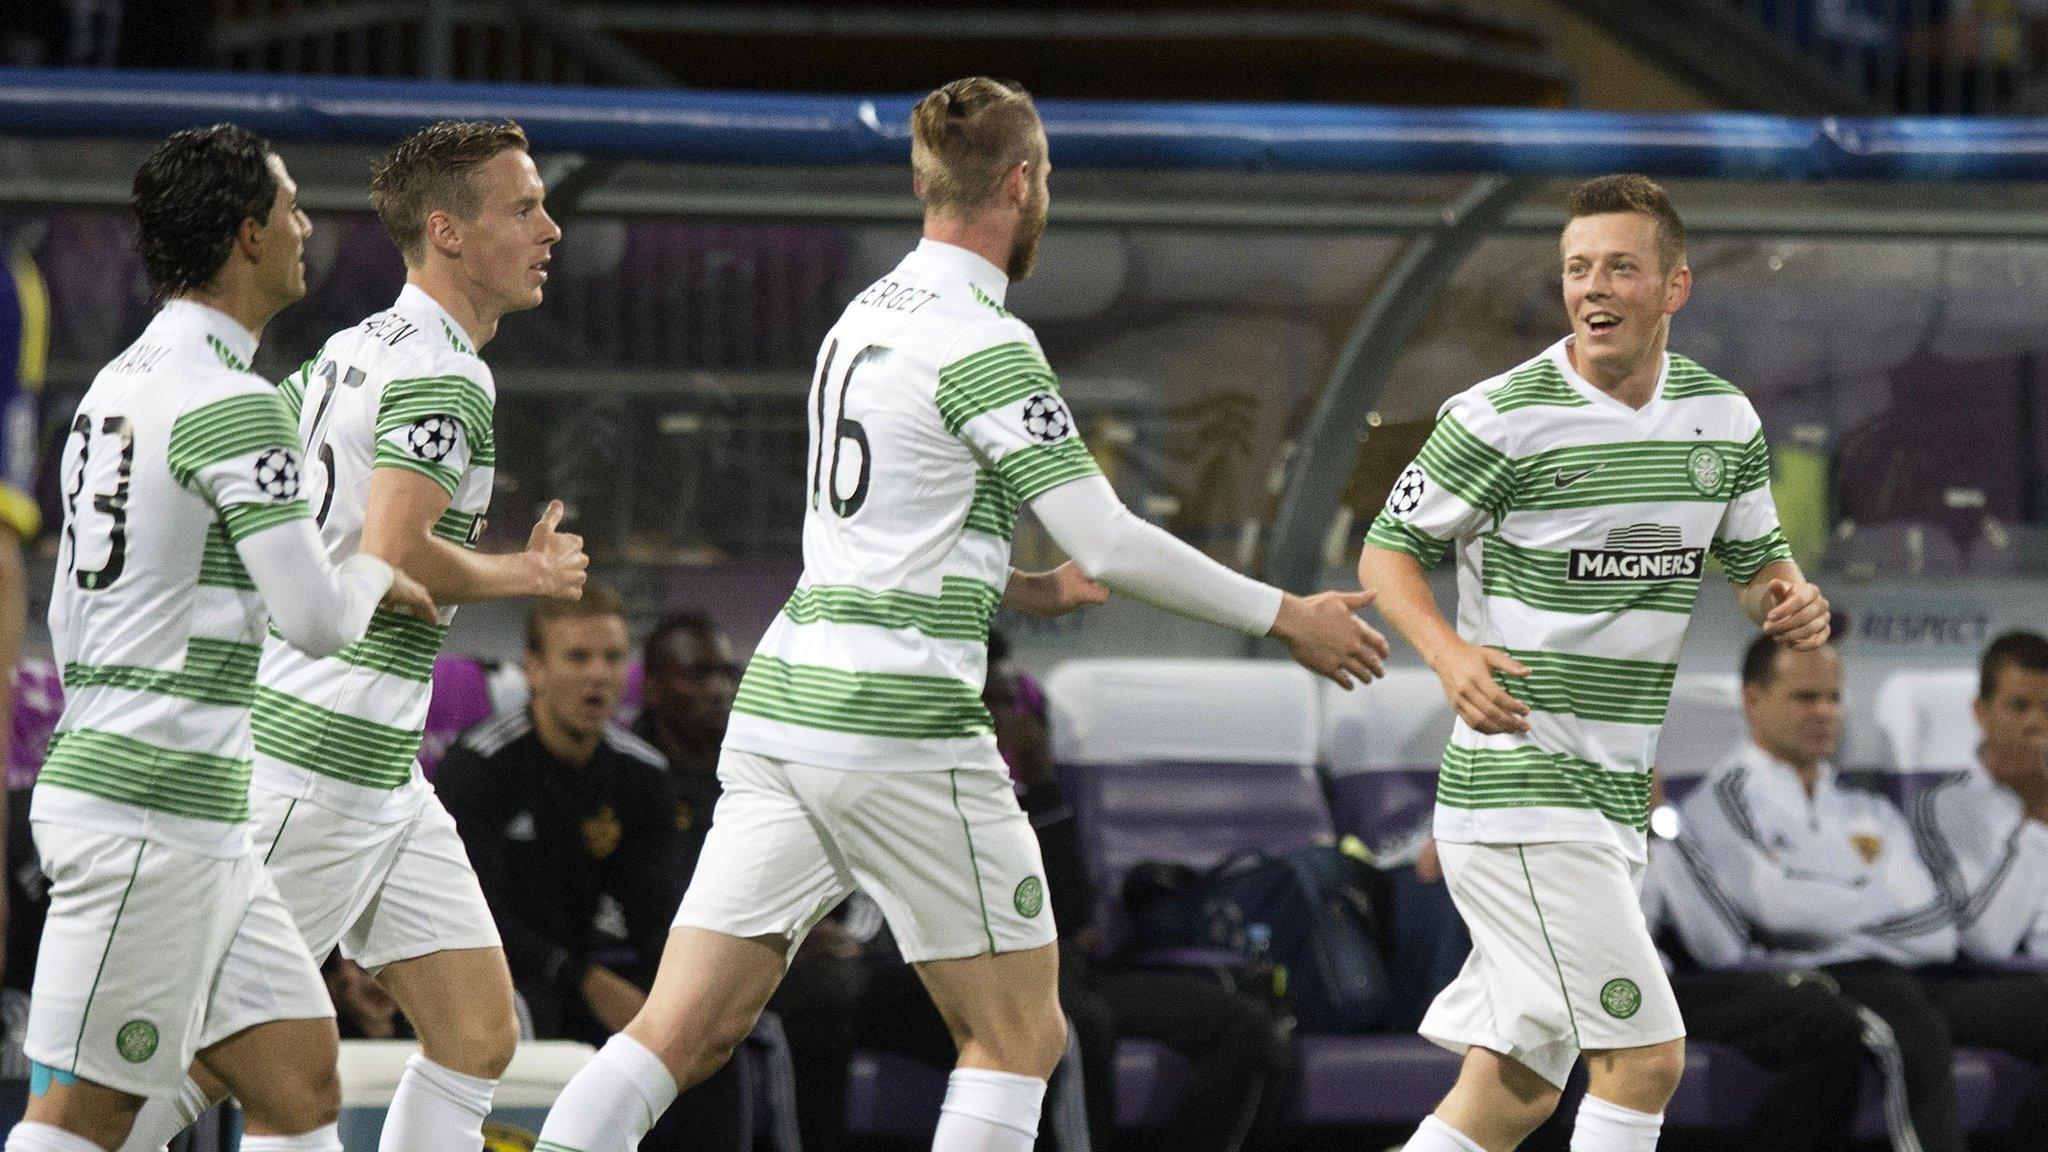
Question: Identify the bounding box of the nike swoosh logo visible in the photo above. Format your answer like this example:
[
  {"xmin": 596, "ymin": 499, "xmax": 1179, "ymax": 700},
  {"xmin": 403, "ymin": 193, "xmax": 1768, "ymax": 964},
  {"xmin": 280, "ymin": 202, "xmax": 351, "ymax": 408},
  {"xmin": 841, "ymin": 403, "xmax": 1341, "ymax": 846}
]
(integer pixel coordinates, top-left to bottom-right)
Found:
[{"xmin": 1554, "ymin": 466, "xmax": 1599, "ymax": 488}]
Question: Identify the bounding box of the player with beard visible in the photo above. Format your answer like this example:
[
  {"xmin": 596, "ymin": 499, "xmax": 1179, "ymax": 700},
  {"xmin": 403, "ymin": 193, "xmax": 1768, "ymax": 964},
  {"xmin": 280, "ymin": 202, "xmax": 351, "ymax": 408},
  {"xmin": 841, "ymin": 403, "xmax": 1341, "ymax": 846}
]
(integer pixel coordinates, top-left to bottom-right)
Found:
[{"xmin": 534, "ymin": 77, "xmax": 1389, "ymax": 1152}]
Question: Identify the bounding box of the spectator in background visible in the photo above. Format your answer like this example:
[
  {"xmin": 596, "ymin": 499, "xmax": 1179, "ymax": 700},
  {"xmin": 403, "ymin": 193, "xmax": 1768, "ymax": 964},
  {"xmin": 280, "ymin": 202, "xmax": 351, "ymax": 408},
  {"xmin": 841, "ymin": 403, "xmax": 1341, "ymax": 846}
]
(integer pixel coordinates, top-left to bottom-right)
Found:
[
  {"xmin": 633, "ymin": 610, "xmax": 739, "ymax": 880},
  {"xmin": 1907, "ymin": 629, "xmax": 2048, "ymax": 1137},
  {"xmin": 436, "ymin": 586, "xmax": 750, "ymax": 1151},
  {"xmin": 0, "ymin": 231, "xmax": 49, "ymax": 1061},
  {"xmin": 1911, "ymin": 630, "xmax": 2048, "ymax": 959},
  {"xmin": 632, "ymin": 608, "xmax": 864, "ymax": 1152},
  {"xmin": 1669, "ymin": 633, "xmax": 2048, "ymax": 1152}
]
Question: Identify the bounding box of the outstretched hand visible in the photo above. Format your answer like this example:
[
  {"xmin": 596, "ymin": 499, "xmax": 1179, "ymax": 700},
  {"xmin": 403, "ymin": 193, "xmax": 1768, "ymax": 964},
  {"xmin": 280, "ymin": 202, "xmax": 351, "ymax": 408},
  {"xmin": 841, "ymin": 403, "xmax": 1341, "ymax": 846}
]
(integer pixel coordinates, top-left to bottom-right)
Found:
[
  {"xmin": 379, "ymin": 567, "xmax": 439, "ymax": 622},
  {"xmin": 1271, "ymin": 589, "xmax": 1391, "ymax": 689},
  {"xmin": 1003, "ymin": 561, "xmax": 1110, "ymax": 619}
]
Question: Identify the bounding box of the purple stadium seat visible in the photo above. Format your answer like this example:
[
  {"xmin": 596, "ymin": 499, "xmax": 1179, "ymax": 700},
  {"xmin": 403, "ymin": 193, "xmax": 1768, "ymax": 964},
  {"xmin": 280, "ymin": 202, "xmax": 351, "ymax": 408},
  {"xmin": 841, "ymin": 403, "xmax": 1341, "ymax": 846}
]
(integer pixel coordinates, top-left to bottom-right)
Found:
[
  {"xmin": 1875, "ymin": 667, "xmax": 1978, "ymax": 771},
  {"xmin": 1046, "ymin": 659, "xmax": 1330, "ymax": 949},
  {"xmin": 1829, "ymin": 354, "xmax": 2028, "ymax": 570},
  {"xmin": 1114, "ymin": 1039, "xmax": 1192, "ymax": 1129},
  {"xmin": 1050, "ymin": 659, "xmax": 1486, "ymax": 1128},
  {"xmin": 1318, "ymin": 669, "xmax": 1451, "ymax": 857},
  {"xmin": 420, "ymin": 656, "xmax": 494, "ymax": 775},
  {"xmin": 1288, "ymin": 1033, "xmax": 1461, "ymax": 1124},
  {"xmin": 9, "ymin": 658, "xmax": 62, "ymax": 790},
  {"xmin": 1827, "ymin": 519, "xmax": 1966, "ymax": 579},
  {"xmin": 1852, "ymin": 1047, "xmax": 2037, "ymax": 1140},
  {"xmin": 843, "ymin": 1049, "xmax": 948, "ymax": 1139}
]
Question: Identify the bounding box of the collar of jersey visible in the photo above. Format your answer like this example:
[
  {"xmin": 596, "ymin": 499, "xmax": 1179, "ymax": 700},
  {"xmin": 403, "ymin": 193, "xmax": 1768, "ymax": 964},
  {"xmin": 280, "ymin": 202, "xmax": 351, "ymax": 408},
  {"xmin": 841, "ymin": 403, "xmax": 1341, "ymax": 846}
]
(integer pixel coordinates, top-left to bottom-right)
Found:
[
  {"xmin": 394, "ymin": 282, "xmax": 481, "ymax": 352},
  {"xmin": 158, "ymin": 299, "xmax": 260, "ymax": 369},
  {"xmin": 1550, "ymin": 337, "xmax": 1671, "ymax": 416},
  {"xmin": 912, "ymin": 238, "xmax": 1008, "ymax": 306},
  {"xmin": 1737, "ymin": 739, "xmax": 1837, "ymax": 802}
]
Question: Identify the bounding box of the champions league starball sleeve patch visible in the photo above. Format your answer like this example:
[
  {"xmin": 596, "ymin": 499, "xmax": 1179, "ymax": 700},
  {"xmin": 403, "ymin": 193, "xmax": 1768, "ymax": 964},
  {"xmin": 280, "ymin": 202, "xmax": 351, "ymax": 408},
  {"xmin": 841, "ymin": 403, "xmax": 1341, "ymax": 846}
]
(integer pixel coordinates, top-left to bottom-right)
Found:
[{"xmin": 253, "ymin": 447, "xmax": 302, "ymax": 502}]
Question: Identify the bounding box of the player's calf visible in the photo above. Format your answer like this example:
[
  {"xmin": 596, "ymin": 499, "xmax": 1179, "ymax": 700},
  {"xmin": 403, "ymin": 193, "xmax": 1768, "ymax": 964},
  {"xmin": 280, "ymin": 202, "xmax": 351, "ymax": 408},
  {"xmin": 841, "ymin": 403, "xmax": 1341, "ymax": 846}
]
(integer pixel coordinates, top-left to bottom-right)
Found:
[
  {"xmin": 1427, "ymin": 1047, "xmax": 1563, "ymax": 1152},
  {"xmin": 17, "ymin": 1071, "xmax": 146, "ymax": 1151}
]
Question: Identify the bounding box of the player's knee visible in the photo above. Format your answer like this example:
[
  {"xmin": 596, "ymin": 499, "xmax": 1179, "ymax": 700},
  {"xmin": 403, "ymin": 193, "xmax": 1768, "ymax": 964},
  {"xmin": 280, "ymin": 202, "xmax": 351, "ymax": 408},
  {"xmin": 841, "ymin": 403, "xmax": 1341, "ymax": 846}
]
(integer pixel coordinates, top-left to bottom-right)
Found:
[
  {"xmin": 1515, "ymin": 1085, "xmax": 1565, "ymax": 1133},
  {"xmin": 244, "ymin": 1058, "xmax": 342, "ymax": 1132},
  {"xmin": 972, "ymin": 1004, "xmax": 1067, "ymax": 1079},
  {"xmin": 1616, "ymin": 1039, "xmax": 1686, "ymax": 1106},
  {"xmin": 422, "ymin": 1003, "xmax": 520, "ymax": 1079}
]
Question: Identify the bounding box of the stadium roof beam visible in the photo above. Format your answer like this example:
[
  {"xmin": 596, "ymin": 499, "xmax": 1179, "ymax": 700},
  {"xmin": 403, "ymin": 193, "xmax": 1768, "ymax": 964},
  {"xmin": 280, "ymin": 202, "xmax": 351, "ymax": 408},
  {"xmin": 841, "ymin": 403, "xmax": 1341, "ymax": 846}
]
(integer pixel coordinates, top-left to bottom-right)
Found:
[{"xmin": 1260, "ymin": 174, "xmax": 1535, "ymax": 601}]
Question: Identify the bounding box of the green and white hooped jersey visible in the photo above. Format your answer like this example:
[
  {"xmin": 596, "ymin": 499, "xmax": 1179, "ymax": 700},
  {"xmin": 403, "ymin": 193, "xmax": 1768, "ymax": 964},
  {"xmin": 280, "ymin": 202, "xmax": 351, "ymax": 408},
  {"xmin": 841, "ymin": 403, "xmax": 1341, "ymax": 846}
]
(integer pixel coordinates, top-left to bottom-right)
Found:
[
  {"xmin": 1366, "ymin": 338, "xmax": 1792, "ymax": 861},
  {"xmin": 725, "ymin": 240, "xmax": 1102, "ymax": 772},
  {"xmin": 253, "ymin": 285, "xmax": 495, "ymax": 821},
  {"xmin": 38, "ymin": 302, "xmax": 313, "ymax": 858}
]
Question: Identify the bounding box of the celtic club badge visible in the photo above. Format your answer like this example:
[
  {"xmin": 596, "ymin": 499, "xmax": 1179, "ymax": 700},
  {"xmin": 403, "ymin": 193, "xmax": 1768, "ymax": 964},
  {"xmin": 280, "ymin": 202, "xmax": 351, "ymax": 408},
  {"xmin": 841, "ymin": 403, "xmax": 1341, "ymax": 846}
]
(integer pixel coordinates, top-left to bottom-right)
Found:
[
  {"xmin": 406, "ymin": 415, "xmax": 459, "ymax": 462},
  {"xmin": 1599, "ymin": 977, "xmax": 1642, "ymax": 1020},
  {"xmin": 1013, "ymin": 876, "xmax": 1045, "ymax": 918},
  {"xmin": 116, "ymin": 1018, "xmax": 159, "ymax": 1063},
  {"xmin": 1686, "ymin": 445, "xmax": 1724, "ymax": 496},
  {"xmin": 1019, "ymin": 393, "xmax": 1072, "ymax": 444},
  {"xmin": 254, "ymin": 447, "xmax": 301, "ymax": 501},
  {"xmin": 1388, "ymin": 465, "xmax": 1427, "ymax": 518}
]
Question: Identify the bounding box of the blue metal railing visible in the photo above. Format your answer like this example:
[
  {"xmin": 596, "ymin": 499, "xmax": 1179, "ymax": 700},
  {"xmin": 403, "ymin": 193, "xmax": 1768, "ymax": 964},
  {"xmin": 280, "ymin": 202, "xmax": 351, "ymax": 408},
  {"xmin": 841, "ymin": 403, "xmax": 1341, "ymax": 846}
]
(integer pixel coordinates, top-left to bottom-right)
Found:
[{"xmin": 8, "ymin": 68, "xmax": 2048, "ymax": 180}]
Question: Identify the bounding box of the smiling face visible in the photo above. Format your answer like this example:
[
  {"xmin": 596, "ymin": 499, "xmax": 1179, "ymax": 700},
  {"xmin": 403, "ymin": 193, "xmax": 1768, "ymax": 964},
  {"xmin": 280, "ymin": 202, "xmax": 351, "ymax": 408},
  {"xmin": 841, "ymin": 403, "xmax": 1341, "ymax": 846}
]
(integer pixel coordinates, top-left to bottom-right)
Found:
[
  {"xmin": 453, "ymin": 147, "xmax": 559, "ymax": 316},
  {"xmin": 1560, "ymin": 211, "xmax": 1690, "ymax": 387}
]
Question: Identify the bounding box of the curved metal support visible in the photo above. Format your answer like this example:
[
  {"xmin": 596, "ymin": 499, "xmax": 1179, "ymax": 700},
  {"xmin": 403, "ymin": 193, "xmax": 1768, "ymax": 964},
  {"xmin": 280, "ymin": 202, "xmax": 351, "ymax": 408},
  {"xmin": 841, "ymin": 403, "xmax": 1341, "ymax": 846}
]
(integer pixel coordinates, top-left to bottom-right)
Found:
[{"xmin": 1261, "ymin": 174, "xmax": 1536, "ymax": 598}]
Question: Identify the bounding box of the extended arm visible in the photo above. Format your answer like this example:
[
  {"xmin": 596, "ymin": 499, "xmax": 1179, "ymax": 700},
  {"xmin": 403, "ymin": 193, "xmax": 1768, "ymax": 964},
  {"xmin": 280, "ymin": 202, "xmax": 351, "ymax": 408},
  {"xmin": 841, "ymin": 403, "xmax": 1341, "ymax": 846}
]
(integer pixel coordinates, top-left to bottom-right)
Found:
[
  {"xmin": 359, "ymin": 468, "xmax": 586, "ymax": 606},
  {"xmin": 1030, "ymin": 476, "xmax": 1387, "ymax": 686}
]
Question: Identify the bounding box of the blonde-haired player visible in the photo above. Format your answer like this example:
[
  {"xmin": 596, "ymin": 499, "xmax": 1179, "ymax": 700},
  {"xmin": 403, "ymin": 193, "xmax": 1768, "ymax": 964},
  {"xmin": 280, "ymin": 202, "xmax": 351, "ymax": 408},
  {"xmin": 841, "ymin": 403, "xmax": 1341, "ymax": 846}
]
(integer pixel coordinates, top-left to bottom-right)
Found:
[{"xmin": 534, "ymin": 77, "xmax": 1389, "ymax": 1152}]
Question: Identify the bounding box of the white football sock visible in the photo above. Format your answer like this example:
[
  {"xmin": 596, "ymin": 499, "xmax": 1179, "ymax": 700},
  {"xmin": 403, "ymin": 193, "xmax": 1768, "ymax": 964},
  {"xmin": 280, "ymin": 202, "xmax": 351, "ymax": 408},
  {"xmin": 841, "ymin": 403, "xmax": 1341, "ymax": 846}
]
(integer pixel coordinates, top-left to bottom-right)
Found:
[
  {"xmin": 931, "ymin": 1068, "xmax": 1046, "ymax": 1152},
  {"xmin": 238, "ymin": 1124, "xmax": 343, "ymax": 1152},
  {"xmin": 115, "ymin": 1075, "xmax": 215, "ymax": 1152},
  {"xmin": 534, "ymin": 1034, "xmax": 678, "ymax": 1152},
  {"xmin": 379, "ymin": 1053, "xmax": 497, "ymax": 1152},
  {"xmin": 1571, "ymin": 1094, "xmax": 1664, "ymax": 1152}
]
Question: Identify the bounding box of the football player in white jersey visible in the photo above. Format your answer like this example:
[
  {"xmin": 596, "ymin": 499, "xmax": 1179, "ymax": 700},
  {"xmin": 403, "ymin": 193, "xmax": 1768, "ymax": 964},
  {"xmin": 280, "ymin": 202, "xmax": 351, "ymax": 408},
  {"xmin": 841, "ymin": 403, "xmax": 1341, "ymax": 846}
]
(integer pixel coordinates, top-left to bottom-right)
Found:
[
  {"xmin": 536, "ymin": 77, "xmax": 1389, "ymax": 1152},
  {"xmin": 1360, "ymin": 176, "xmax": 1831, "ymax": 1152},
  {"xmin": 118, "ymin": 121, "xmax": 584, "ymax": 1152},
  {"xmin": 9, "ymin": 125, "xmax": 435, "ymax": 1152}
]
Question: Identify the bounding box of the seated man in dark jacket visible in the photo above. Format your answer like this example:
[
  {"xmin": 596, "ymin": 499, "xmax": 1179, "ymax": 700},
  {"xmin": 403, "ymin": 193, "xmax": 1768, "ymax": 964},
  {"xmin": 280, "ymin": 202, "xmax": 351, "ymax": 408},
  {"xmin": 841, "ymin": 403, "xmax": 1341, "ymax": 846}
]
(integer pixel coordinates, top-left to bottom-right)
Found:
[
  {"xmin": 437, "ymin": 586, "xmax": 749, "ymax": 1150},
  {"xmin": 632, "ymin": 608, "xmax": 865, "ymax": 1152}
]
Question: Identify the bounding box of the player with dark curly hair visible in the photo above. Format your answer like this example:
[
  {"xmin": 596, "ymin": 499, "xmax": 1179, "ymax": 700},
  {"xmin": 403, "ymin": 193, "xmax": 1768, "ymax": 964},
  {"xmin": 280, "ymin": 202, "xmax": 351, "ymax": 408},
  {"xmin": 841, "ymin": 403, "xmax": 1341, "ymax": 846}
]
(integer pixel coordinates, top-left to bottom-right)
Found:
[
  {"xmin": 7, "ymin": 123, "xmax": 435, "ymax": 1152},
  {"xmin": 117, "ymin": 119, "xmax": 587, "ymax": 1152}
]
